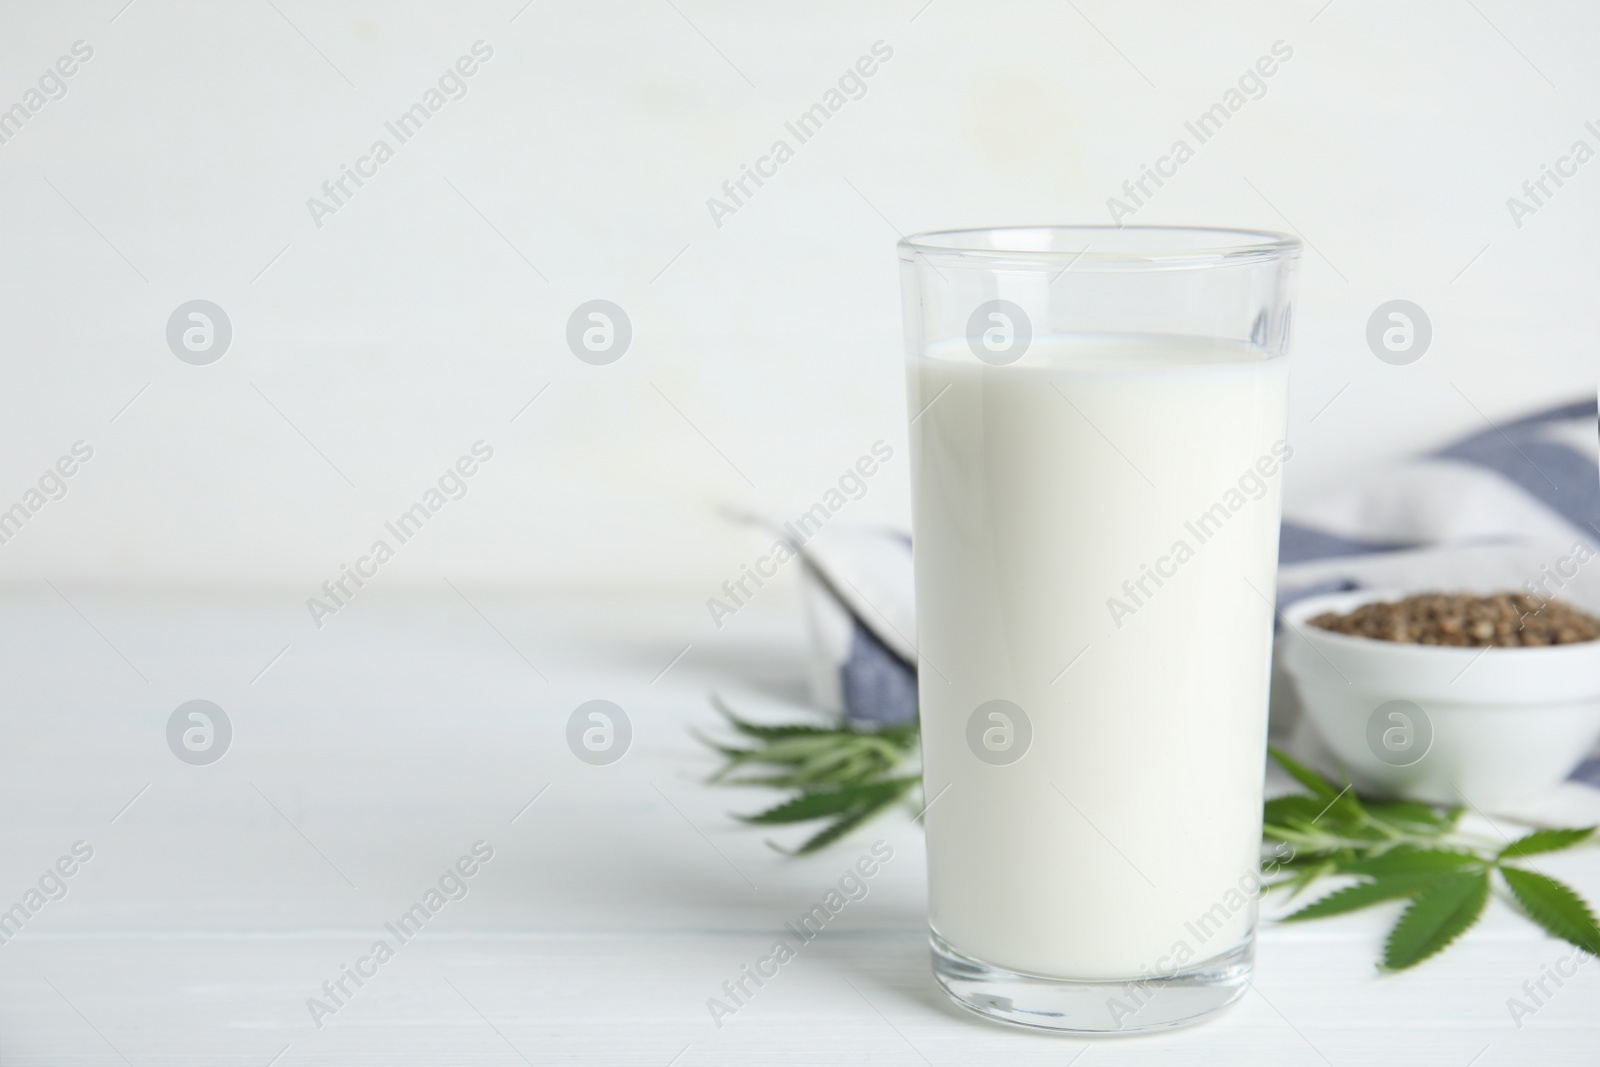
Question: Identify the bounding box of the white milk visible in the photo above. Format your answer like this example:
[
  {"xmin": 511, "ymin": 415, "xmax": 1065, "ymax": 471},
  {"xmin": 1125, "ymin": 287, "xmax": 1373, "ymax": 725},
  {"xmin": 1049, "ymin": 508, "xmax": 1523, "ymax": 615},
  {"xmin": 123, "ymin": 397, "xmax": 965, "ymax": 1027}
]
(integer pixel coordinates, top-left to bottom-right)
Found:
[{"xmin": 908, "ymin": 334, "xmax": 1288, "ymax": 980}]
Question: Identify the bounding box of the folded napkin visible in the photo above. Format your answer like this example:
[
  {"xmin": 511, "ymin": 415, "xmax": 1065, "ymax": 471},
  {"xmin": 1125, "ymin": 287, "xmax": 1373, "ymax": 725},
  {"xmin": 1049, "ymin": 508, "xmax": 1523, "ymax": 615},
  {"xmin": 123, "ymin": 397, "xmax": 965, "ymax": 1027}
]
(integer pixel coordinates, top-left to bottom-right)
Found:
[{"xmin": 785, "ymin": 396, "xmax": 1600, "ymax": 812}]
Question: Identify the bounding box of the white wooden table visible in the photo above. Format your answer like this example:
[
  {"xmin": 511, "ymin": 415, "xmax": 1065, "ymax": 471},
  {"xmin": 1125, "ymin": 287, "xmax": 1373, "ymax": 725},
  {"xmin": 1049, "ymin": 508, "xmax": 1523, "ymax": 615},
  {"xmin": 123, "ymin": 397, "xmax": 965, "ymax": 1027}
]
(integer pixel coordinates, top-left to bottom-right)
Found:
[{"xmin": 0, "ymin": 586, "xmax": 1594, "ymax": 1065}]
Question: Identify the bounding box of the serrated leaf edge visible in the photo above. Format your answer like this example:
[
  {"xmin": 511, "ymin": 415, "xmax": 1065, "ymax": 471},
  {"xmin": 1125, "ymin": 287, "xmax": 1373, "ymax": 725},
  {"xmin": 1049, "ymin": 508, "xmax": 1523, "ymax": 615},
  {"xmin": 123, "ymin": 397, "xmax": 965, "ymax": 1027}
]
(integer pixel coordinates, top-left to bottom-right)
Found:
[{"xmin": 1381, "ymin": 871, "xmax": 1490, "ymax": 971}]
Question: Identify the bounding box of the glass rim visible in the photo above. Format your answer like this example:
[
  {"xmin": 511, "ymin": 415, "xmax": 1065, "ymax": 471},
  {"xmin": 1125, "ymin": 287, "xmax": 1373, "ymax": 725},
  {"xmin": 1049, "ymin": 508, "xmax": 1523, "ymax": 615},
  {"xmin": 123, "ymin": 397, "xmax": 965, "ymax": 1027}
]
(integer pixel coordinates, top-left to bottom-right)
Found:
[{"xmin": 898, "ymin": 225, "xmax": 1302, "ymax": 272}]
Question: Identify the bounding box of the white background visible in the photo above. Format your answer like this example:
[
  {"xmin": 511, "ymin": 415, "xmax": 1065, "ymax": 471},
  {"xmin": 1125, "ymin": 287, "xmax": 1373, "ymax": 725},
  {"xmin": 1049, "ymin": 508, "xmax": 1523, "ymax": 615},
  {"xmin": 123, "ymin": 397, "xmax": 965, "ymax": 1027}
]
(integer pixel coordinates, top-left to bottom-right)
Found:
[{"xmin": 0, "ymin": 0, "xmax": 1596, "ymax": 605}]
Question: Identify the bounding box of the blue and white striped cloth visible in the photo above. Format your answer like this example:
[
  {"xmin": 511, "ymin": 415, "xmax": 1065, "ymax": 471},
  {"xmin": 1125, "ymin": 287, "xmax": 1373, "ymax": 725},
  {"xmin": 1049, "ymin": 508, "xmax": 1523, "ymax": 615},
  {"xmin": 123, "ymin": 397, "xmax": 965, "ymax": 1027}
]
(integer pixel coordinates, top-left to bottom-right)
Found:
[{"xmin": 796, "ymin": 397, "xmax": 1600, "ymax": 798}]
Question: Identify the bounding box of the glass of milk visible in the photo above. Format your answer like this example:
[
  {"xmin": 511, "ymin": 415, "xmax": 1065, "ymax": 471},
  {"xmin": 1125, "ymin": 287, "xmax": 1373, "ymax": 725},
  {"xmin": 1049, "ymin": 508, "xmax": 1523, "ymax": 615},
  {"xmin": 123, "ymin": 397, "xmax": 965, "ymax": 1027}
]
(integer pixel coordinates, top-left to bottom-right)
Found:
[{"xmin": 900, "ymin": 226, "xmax": 1300, "ymax": 1033}]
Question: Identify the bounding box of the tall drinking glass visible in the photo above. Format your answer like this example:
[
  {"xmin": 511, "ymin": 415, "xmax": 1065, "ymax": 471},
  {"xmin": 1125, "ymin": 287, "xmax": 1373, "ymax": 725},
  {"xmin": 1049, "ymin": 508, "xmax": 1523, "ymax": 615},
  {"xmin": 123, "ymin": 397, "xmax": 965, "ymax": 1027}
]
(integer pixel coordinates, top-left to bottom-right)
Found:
[{"xmin": 899, "ymin": 226, "xmax": 1300, "ymax": 1033}]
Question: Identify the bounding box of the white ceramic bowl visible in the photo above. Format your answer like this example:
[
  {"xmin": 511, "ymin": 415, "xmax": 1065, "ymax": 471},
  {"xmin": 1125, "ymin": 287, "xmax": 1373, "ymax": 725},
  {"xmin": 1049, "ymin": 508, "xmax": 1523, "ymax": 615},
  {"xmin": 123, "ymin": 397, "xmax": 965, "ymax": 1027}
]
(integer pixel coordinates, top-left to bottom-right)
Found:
[{"xmin": 1280, "ymin": 589, "xmax": 1600, "ymax": 807}]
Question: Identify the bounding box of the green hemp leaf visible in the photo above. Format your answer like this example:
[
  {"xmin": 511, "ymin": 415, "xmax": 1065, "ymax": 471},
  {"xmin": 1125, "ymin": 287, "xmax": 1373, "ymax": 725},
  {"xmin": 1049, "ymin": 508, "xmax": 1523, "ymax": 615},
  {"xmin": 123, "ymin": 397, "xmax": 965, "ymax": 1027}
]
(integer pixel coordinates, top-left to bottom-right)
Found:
[
  {"xmin": 696, "ymin": 702, "xmax": 1599, "ymax": 967},
  {"xmin": 1265, "ymin": 747, "xmax": 1598, "ymax": 970}
]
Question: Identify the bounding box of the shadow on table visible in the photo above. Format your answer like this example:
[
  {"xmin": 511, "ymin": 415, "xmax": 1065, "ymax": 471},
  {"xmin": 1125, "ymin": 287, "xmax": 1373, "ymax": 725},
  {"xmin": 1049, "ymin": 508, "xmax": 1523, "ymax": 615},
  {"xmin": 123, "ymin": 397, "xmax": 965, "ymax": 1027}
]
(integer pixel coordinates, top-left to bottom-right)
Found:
[
  {"xmin": 794, "ymin": 929, "xmax": 977, "ymax": 1025},
  {"xmin": 598, "ymin": 631, "xmax": 817, "ymax": 712}
]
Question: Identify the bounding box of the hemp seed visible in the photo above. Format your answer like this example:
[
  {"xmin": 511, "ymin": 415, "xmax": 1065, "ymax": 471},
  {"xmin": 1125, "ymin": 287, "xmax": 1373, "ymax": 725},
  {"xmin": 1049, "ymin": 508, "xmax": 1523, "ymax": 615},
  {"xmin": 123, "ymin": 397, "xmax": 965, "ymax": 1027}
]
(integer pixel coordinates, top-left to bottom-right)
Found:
[{"xmin": 1307, "ymin": 592, "xmax": 1600, "ymax": 648}]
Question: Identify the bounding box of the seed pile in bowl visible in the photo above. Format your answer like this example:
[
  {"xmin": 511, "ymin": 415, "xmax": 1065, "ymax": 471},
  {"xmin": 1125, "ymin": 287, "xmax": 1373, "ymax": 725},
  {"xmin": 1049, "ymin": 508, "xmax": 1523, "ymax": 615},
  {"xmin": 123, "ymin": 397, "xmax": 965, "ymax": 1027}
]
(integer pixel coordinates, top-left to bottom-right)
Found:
[{"xmin": 1307, "ymin": 592, "xmax": 1600, "ymax": 647}]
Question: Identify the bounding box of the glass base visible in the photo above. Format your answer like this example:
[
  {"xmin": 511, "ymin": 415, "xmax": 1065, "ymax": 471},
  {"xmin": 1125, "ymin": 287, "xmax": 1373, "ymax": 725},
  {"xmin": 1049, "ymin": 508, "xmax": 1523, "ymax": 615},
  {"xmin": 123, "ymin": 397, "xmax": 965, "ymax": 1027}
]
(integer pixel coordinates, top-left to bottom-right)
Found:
[{"xmin": 930, "ymin": 929, "xmax": 1252, "ymax": 1034}]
